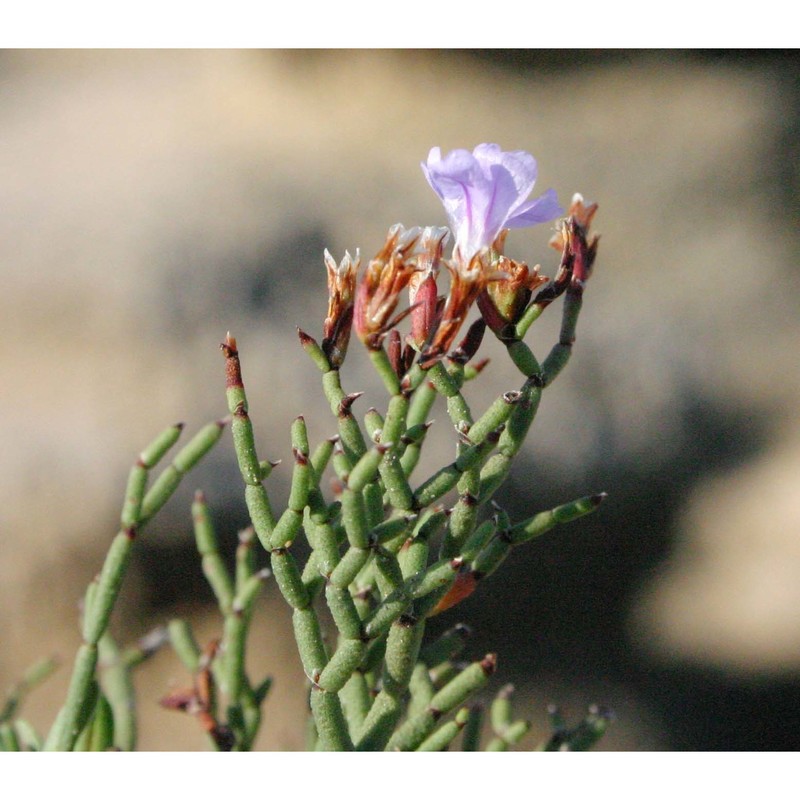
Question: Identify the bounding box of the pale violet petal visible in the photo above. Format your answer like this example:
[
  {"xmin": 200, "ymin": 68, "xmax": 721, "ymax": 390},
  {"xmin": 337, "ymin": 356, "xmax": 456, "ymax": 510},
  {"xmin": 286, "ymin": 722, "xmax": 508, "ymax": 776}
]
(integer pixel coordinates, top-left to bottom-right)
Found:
[
  {"xmin": 422, "ymin": 143, "xmax": 560, "ymax": 260},
  {"xmin": 505, "ymin": 188, "xmax": 563, "ymax": 228}
]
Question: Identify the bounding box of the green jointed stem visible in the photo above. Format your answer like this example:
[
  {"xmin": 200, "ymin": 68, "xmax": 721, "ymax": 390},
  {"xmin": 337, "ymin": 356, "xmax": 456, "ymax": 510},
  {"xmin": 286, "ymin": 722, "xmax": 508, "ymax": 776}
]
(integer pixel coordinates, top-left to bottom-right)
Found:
[
  {"xmin": 508, "ymin": 493, "xmax": 607, "ymax": 545},
  {"xmin": 120, "ymin": 462, "xmax": 149, "ymax": 529},
  {"xmin": 310, "ymin": 688, "xmax": 354, "ymax": 751},
  {"xmin": 542, "ymin": 290, "xmax": 583, "ymax": 385},
  {"xmin": 464, "ymin": 494, "xmax": 605, "ymax": 592},
  {"xmin": 263, "ymin": 423, "xmax": 312, "ymax": 552},
  {"xmin": 459, "ymin": 519, "xmax": 497, "ymax": 562},
  {"xmin": 514, "ymin": 301, "xmax": 546, "ymax": 340},
  {"xmin": 167, "ymin": 618, "xmax": 201, "ymax": 673},
  {"xmin": 266, "ymin": 507, "xmax": 303, "ymax": 550},
  {"xmin": 408, "ymin": 662, "xmax": 436, "ymax": 716},
  {"xmin": 297, "ymin": 327, "xmax": 330, "ymax": 372},
  {"xmin": 417, "ymin": 707, "xmax": 470, "ymax": 751},
  {"xmin": 81, "ymin": 535, "xmax": 129, "ymax": 645},
  {"xmin": 425, "ymin": 361, "xmax": 473, "ymax": 431},
  {"xmin": 490, "ymin": 682, "xmax": 513, "ymax": 731},
  {"xmin": 340, "ymin": 672, "xmax": 371, "ymax": 737},
  {"xmin": 478, "ymin": 384, "xmax": 542, "ymax": 504},
  {"xmin": 383, "ymin": 617, "xmax": 425, "ymax": 694},
  {"xmin": 192, "ymin": 491, "xmax": 235, "ymax": 615},
  {"xmin": 0, "ymin": 656, "xmax": 60, "ymax": 725},
  {"xmin": 413, "ymin": 426, "xmax": 503, "ymax": 508},
  {"xmin": 461, "ymin": 705, "xmax": 483, "ymax": 751},
  {"xmin": 321, "ymin": 368, "xmax": 367, "ymax": 463},
  {"xmin": 385, "ymin": 654, "xmax": 496, "ymax": 751},
  {"xmin": 271, "ymin": 549, "xmax": 310, "ymax": 609},
  {"xmin": 293, "ymin": 607, "xmax": 328, "ymax": 682},
  {"xmin": 431, "ymin": 658, "xmax": 495, "ymax": 712},
  {"xmin": 363, "ymin": 557, "xmax": 461, "ymax": 640},
  {"xmin": 74, "ymin": 691, "xmax": 114, "ymax": 752},
  {"xmin": 363, "ymin": 481, "xmax": 385, "ymax": 527},
  {"xmin": 427, "ymin": 660, "xmax": 458, "ymax": 688},
  {"xmin": 369, "ymin": 347, "xmax": 401, "ymax": 396},
  {"xmin": 245, "ymin": 485, "xmax": 276, "ymax": 547},
  {"xmin": 542, "ymin": 344, "xmax": 571, "ymax": 386},
  {"xmin": 346, "ymin": 444, "xmax": 387, "ymax": 495},
  {"xmin": 97, "ymin": 632, "xmax": 136, "ymax": 751},
  {"xmin": 355, "ymin": 616, "xmax": 425, "ymax": 751},
  {"xmin": 0, "ymin": 723, "xmax": 20, "ymax": 752},
  {"xmin": 325, "ymin": 584, "xmax": 364, "ymax": 641},
  {"xmin": 397, "ymin": 508, "xmax": 446, "ymax": 579},
  {"xmin": 317, "ymin": 640, "xmax": 366, "ymax": 693},
  {"xmin": 12, "ymin": 719, "xmax": 42, "ymax": 752},
  {"xmin": 44, "ymin": 644, "xmax": 98, "ymax": 751},
  {"xmin": 370, "ymin": 513, "xmax": 417, "ymax": 546},
  {"xmin": 441, "ymin": 471, "xmax": 479, "ymax": 558},
  {"xmin": 46, "ymin": 418, "xmax": 222, "ymax": 751},
  {"xmin": 310, "ymin": 436, "xmax": 336, "ymax": 477},
  {"xmin": 471, "ymin": 535, "xmax": 511, "ymax": 577},
  {"xmin": 375, "ymin": 393, "xmax": 416, "ymax": 512},
  {"xmin": 301, "ymin": 556, "xmax": 326, "ymax": 600},
  {"xmin": 340, "ymin": 489, "xmax": 370, "ymax": 549},
  {"xmin": 420, "ymin": 623, "xmax": 472, "ymax": 667},
  {"xmin": 486, "ymin": 719, "xmax": 531, "ymax": 750},
  {"xmin": 466, "ymin": 390, "xmax": 524, "ymax": 446},
  {"xmin": 364, "ymin": 407, "xmax": 384, "ymax": 442},
  {"xmin": 406, "ymin": 376, "xmax": 436, "ymax": 429},
  {"xmin": 304, "ymin": 512, "xmax": 340, "ymax": 578},
  {"xmin": 397, "ymin": 532, "xmax": 428, "ymax": 580},
  {"xmin": 506, "ymin": 339, "xmax": 542, "ymax": 379},
  {"xmin": 374, "ymin": 545, "xmax": 405, "ymax": 594},
  {"xmin": 138, "ymin": 422, "xmax": 183, "ymax": 469},
  {"xmin": 306, "ymin": 486, "xmax": 335, "ymax": 524},
  {"xmin": 221, "ymin": 571, "xmax": 269, "ymax": 733},
  {"xmin": 380, "ymin": 452, "xmax": 416, "ymax": 511},
  {"xmin": 399, "ymin": 421, "xmax": 432, "ymax": 477},
  {"xmin": 330, "ymin": 441, "xmax": 351, "ymax": 481},
  {"xmin": 286, "ymin": 419, "xmax": 312, "ymax": 509},
  {"xmin": 498, "ymin": 382, "xmax": 542, "ymax": 457},
  {"xmin": 235, "ymin": 528, "xmax": 257, "ymax": 591},
  {"xmin": 139, "ymin": 420, "xmax": 226, "ymax": 524},
  {"xmin": 381, "ymin": 394, "xmax": 408, "ymax": 445},
  {"xmin": 329, "ymin": 546, "xmax": 371, "ymax": 588}
]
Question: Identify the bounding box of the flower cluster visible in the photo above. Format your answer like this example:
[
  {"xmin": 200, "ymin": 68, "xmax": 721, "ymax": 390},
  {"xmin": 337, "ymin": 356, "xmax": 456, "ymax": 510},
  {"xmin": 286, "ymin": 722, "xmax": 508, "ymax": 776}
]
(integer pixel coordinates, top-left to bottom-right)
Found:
[{"xmin": 321, "ymin": 144, "xmax": 595, "ymax": 374}]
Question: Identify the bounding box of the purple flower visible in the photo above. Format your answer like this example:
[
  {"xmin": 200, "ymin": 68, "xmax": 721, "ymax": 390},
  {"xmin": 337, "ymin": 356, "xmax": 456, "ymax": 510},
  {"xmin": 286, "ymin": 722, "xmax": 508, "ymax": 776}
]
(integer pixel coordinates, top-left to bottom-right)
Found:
[{"xmin": 422, "ymin": 144, "xmax": 562, "ymax": 263}]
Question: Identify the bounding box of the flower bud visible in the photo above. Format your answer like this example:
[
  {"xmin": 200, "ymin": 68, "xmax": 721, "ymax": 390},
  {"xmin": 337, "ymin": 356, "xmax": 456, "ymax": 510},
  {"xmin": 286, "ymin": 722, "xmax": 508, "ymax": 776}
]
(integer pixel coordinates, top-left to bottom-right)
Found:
[
  {"xmin": 322, "ymin": 248, "xmax": 359, "ymax": 368},
  {"xmin": 418, "ymin": 255, "xmax": 487, "ymax": 369},
  {"xmin": 548, "ymin": 194, "xmax": 599, "ymax": 295},
  {"xmin": 354, "ymin": 224, "xmax": 420, "ymax": 349},
  {"xmin": 478, "ymin": 255, "xmax": 548, "ymax": 335}
]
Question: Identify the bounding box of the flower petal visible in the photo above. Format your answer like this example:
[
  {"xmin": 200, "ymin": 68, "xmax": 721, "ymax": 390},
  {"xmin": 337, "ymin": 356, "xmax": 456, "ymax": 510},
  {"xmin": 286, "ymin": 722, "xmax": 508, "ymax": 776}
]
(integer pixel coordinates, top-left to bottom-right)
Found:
[
  {"xmin": 423, "ymin": 144, "xmax": 561, "ymax": 261},
  {"xmin": 506, "ymin": 188, "xmax": 563, "ymax": 228}
]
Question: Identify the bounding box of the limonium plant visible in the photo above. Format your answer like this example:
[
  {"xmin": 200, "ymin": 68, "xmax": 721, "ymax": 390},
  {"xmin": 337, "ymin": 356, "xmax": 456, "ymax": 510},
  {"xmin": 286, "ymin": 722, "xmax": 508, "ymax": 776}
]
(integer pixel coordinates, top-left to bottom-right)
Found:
[{"xmin": 2, "ymin": 144, "xmax": 610, "ymax": 752}]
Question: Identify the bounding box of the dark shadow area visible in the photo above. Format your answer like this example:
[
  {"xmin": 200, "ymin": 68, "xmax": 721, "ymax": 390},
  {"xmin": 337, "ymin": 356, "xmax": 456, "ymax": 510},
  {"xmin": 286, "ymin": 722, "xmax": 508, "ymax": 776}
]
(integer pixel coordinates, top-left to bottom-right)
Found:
[
  {"xmin": 424, "ymin": 390, "xmax": 775, "ymax": 749},
  {"xmin": 641, "ymin": 667, "xmax": 800, "ymax": 750}
]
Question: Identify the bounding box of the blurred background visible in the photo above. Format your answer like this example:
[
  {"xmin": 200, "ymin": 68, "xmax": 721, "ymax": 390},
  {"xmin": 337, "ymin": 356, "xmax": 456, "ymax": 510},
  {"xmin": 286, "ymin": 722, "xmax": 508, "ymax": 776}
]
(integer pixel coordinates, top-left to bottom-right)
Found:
[{"xmin": 1, "ymin": 49, "xmax": 798, "ymax": 750}]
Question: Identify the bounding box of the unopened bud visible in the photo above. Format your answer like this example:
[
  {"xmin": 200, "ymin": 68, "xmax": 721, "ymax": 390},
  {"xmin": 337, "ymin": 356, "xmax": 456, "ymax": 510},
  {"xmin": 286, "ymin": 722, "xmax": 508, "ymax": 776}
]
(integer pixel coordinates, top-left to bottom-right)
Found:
[{"xmin": 322, "ymin": 248, "xmax": 360, "ymax": 367}]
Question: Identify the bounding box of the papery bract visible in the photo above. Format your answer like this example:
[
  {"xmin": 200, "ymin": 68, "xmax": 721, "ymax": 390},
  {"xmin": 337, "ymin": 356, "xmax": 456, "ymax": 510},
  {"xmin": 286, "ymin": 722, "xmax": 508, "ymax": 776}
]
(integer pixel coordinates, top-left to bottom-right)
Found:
[
  {"xmin": 322, "ymin": 248, "xmax": 360, "ymax": 367},
  {"xmin": 422, "ymin": 143, "xmax": 562, "ymax": 263},
  {"xmin": 354, "ymin": 224, "xmax": 421, "ymax": 349}
]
